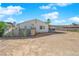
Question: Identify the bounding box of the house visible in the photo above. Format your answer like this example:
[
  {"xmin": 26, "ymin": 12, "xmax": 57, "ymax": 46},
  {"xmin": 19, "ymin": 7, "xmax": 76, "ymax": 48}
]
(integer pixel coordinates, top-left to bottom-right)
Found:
[
  {"xmin": 16, "ymin": 19, "xmax": 49, "ymax": 33},
  {"xmin": 4, "ymin": 19, "xmax": 49, "ymax": 37}
]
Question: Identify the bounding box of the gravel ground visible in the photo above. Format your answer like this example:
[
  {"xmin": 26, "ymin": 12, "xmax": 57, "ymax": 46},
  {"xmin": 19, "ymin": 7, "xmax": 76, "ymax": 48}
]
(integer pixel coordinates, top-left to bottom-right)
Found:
[{"xmin": 0, "ymin": 31, "xmax": 79, "ymax": 56}]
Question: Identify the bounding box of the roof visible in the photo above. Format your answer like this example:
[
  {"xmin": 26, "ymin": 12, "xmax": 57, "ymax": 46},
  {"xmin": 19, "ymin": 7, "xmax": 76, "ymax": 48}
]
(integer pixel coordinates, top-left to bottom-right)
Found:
[{"xmin": 17, "ymin": 19, "xmax": 47, "ymax": 26}]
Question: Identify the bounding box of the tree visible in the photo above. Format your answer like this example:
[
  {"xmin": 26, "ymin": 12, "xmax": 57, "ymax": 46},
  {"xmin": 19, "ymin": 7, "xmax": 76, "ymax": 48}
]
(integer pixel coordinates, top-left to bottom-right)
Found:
[
  {"xmin": 72, "ymin": 23, "xmax": 78, "ymax": 26},
  {"xmin": 46, "ymin": 19, "xmax": 51, "ymax": 31},
  {"xmin": 46, "ymin": 19, "xmax": 51, "ymax": 25},
  {"xmin": 0, "ymin": 22, "xmax": 6, "ymax": 37}
]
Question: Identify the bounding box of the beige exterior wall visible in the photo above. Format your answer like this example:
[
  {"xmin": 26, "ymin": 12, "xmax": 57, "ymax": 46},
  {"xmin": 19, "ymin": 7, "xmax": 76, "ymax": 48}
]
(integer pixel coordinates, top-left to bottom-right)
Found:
[{"xmin": 17, "ymin": 20, "xmax": 49, "ymax": 33}]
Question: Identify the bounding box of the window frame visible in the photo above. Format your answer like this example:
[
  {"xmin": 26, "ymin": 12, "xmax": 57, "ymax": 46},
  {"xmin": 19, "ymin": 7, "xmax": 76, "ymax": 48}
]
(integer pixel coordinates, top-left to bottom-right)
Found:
[{"xmin": 40, "ymin": 26, "xmax": 45, "ymax": 30}]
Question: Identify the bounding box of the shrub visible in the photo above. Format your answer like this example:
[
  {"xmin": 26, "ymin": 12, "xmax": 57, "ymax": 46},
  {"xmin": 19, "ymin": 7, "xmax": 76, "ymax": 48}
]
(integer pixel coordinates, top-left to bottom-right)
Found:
[{"xmin": 0, "ymin": 22, "xmax": 6, "ymax": 37}]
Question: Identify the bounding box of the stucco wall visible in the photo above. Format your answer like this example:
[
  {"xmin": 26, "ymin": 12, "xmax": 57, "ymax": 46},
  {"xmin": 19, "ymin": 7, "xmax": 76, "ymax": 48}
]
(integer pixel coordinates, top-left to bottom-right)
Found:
[{"xmin": 17, "ymin": 20, "xmax": 49, "ymax": 33}]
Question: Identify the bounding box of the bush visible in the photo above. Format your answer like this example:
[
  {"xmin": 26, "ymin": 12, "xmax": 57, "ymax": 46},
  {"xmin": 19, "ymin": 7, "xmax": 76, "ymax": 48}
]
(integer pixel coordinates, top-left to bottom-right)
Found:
[
  {"xmin": 0, "ymin": 22, "xmax": 6, "ymax": 37},
  {"xmin": 0, "ymin": 29, "xmax": 4, "ymax": 37}
]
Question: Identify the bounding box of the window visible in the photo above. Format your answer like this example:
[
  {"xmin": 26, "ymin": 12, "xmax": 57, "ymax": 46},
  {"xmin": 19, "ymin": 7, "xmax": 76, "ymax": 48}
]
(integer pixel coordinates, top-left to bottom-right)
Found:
[
  {"xmin": 25, "ymin": 26, "xmax": 27, "ymax": 29},
  {"xmin": 40, "ymin": 26, "xmax": 45, "ymax": 29}
]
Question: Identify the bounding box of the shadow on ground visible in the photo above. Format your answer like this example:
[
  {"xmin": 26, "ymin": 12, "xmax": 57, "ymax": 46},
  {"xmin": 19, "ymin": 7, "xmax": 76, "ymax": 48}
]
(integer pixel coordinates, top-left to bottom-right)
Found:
[{"xmin": 0, "ymin": 31, "xmax": 66, "ymax": 40}]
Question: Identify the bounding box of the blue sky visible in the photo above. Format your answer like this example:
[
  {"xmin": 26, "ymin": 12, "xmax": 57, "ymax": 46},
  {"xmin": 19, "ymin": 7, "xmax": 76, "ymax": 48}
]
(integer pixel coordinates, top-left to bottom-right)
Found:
[{"xmin": 0, "ymin": 3, "xmax": 79, "ymax": 25}]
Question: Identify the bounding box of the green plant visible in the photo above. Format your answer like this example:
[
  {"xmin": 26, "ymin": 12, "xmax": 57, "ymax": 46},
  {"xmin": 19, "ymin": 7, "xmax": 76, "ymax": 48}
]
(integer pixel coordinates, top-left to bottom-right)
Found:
[
  {"xmin": 0, "ymin": 22, "xmax": 6, "ymax": 37},
  {"xmin": 72, "ymin": 23, "xmax": 78, "ymax": 26},
  {"xmin": 46, "ymin": 19, "xmax": 51, "ymax": 25}
]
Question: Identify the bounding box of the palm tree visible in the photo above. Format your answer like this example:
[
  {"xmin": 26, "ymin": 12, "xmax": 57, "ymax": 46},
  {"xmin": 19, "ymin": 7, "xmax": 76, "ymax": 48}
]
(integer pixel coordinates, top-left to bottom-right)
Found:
[
  {"xmin": 46, "ymin": 19, "xmax": 51, "ymax": 31},
  {"xmin": 46, "ymin": 19, "xmax": 51, "ymax": 25}
]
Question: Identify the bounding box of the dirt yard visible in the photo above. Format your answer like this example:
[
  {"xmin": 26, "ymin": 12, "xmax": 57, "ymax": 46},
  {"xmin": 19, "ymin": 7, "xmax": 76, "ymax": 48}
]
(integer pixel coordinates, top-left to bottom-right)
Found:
[{"xmin": 0, "ymin": 31, "xmax": 79, "ymax": 56}]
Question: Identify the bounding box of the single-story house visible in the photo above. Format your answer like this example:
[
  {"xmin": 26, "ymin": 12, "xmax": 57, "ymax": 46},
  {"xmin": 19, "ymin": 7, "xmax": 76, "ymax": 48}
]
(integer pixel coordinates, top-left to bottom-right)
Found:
[
  {"xmin": 16, "ymin": 19, "xmax": 49, "ymax": 33},
  {"xmin": 4, "ymin": 19, "xmax": 49, "ymax": 37}
]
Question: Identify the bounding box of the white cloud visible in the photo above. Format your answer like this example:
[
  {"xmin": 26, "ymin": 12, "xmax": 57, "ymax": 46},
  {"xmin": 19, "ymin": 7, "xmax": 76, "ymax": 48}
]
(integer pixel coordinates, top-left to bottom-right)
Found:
[
  {"xmin": 4, "ymin": 17, "xmax": 16, "ymax": 23},
  {"xmin": 39, "ymin": 5, "xmax": 51, "ymax": 9},
  {"xmin": 42, "ymin": 12, "xmax": 59, "ymax": 19},
  {"xmin": 39, "ymin": 4, "xmax": 54, "ymax": 10},
  {"xmin": 39, "ymin": 4, "xmax": 52, "ymax": 9},
  {"xmin": 69, "ymin": 17, "xmax": 79, "ymax": 22},
  {"xmin": 54, "ymin": 20, "xmax": 65, "ymax": 23},
  {"xmin": 51, "ymin": 19, "xmax": 67, "ymax": 25},
  {"xmin": 0, "ymin": 6, "xmax": 24, "ymax": 15},
  {"xmin": 39, "ymin": 3, "xmax": 71, "ymax": 10},
  {"xmin": 0, "ymin": 5, "xmax": 24, "ymax": 23},
  {"xmin": 56, "ymin": 3, "xmax": 72, "ymax": 7},
  {"xmin": 54, "ymin": 20, "xmax": 66, "ymax": 24}
]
